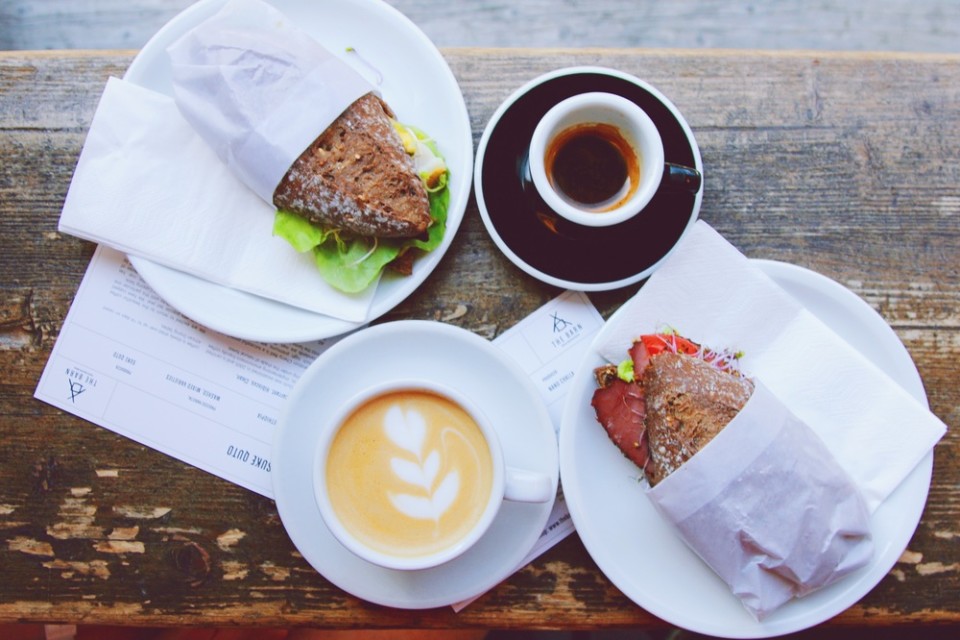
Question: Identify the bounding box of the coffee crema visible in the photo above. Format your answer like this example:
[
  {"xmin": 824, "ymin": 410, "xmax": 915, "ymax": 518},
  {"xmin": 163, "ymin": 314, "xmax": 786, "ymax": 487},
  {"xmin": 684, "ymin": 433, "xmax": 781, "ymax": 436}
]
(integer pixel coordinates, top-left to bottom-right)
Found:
[
  {"xmin": 544, "ymin": 122, "xmax": 640, "ymax": 212},
  {"xmin": 325, "ymin": 389, "xmax": 494, "ymax": 559}
]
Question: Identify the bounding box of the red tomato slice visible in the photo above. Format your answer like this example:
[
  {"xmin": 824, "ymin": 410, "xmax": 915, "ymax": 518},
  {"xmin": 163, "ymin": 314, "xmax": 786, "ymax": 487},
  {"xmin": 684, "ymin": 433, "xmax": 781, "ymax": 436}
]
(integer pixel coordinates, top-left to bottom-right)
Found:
[
  {"xmin": 631, "ymin": 333, "xmax": 701, "ymax": 375},
  {"xmin": 639, "ymin": 333, "xmax": 700, "ymax": 357}
]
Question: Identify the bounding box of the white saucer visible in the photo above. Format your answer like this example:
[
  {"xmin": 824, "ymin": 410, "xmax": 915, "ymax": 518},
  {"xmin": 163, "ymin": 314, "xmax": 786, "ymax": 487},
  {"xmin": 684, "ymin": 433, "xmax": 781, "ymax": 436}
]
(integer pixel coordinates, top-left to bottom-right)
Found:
[
  {"xmin": 560, "ymin": 259, "xmax": 932, "ymax": 638},
  {"xmin": 122, "ymin": 0, "xmax": 473, "ymax": 343},
  {"xmin": 273, "ymin": 321, "xmax": 559, "ymax": 608}
]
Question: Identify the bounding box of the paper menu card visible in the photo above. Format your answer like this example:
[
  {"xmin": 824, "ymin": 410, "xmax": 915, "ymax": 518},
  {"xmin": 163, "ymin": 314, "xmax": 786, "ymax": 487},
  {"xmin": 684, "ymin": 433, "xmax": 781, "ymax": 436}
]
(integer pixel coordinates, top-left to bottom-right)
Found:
[
  {"xmin": 596, "ymin": 220, "xmax": 946, "ymax": 513},
  {"xmin": 35, "ymin": 246, "xmax": 334, "ymax": 496}
]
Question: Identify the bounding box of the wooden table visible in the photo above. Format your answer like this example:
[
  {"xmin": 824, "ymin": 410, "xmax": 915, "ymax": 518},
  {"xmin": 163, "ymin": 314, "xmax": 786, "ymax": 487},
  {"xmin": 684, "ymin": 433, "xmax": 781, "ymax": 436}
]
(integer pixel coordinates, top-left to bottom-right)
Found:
[{"xmin": 1, "ymin": 48, "xmax": 958, "ymax": 632}]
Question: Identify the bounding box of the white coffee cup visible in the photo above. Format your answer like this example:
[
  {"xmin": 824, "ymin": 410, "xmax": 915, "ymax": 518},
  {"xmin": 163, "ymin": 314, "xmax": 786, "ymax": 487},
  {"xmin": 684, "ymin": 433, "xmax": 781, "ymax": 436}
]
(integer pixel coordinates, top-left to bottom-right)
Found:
[
  {"xmin": 528, "ymin": 92, "xmax": 679, "ymax": 227},
  {"xmin": 313, "ymin": 379, "xmax": 553, "ymax": 571}
]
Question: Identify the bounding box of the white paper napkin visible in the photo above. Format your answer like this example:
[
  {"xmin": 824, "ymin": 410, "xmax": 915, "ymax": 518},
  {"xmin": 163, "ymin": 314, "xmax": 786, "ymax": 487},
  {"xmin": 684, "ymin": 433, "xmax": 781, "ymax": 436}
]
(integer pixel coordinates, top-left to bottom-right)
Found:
[
  {"xmin": 598, "ymin": 220, "xmax": 946, "ymax": 513},
  {"xmin": 59, "ymin": 77, "xmax": 376, "ymax": 321}
]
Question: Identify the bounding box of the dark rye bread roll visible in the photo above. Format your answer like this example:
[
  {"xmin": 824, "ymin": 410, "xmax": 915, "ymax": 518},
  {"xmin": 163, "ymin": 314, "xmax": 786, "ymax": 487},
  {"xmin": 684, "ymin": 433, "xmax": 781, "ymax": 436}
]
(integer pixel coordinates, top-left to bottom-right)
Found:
[
  {"xmin": 643, "ymin": 352, "xmax": 755, "ymax": 486},
  {"xmin": 272, "ymin": 92, "xmax": 432, "ymax": 238}
]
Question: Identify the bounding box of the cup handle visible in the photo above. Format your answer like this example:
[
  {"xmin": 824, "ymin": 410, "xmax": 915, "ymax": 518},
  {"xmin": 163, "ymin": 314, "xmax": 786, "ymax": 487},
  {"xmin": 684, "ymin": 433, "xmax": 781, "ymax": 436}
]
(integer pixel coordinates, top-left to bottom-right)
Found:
[
  {"xmin": 661, "ymin": 163, "xmax": 702, "ymax": 193},
  {"xmin": 503, "ymin": 467, "xmax": 554, "ymax": 503}
]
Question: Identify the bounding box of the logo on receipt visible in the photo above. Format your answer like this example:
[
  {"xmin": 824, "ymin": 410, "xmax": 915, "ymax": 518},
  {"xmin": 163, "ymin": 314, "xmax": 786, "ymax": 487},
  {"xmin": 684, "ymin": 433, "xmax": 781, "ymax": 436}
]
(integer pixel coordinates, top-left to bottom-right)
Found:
[
  {"xmin": 550, "ymin": 311, "xmax": 584, "ymax": 349},
  {"xmin": 64, "ymin": 366, "xmax": 98, "ymax": 404},
  {"xmin": 68, "ymin": 380, "xmax": 86, "ymax": 402},
  {"xmin": 551, "ymin": 312, "xmax": 573, "ymax": 333}
]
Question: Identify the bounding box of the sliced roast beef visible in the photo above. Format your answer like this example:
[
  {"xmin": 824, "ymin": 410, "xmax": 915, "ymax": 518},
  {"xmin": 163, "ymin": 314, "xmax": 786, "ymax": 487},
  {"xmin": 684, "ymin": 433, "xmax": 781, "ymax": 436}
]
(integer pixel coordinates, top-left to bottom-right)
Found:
[{"xmin": 590, "ymin": 366, "xmax": 649, "ymax": 470}]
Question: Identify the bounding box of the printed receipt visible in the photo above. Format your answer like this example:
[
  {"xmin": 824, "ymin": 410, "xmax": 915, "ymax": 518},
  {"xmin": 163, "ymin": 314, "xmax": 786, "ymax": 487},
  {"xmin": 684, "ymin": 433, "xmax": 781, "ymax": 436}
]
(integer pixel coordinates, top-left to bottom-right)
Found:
[
  {"xmin": 35, "ymin": 246, "xmax": 333, "ymax": 496},
  {"xmin": 35, "ymin": 247, "xmax": 605, "ymax": 605}
]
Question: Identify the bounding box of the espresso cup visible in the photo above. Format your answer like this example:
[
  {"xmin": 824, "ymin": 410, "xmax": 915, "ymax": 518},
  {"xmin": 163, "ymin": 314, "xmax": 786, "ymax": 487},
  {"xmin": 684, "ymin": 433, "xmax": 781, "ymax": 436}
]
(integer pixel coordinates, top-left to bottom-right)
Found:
[
  {"xmin": 313, "ymin": 379, "xmax": 553, "ymax": 571},
  {"xmin": 528, "ymin": 92, "xmax": 700, "ymax": 227}
]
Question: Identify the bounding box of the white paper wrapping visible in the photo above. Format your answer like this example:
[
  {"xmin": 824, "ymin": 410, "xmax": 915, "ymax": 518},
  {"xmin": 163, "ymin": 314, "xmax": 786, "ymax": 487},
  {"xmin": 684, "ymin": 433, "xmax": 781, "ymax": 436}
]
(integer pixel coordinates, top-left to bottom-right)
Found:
[
  {"xmin": 167, "ymin": 0, "xmax": 374, "ymax": 204},
  {"xmin": 646, "ymin": 382, "xmax": 874, "ymax": 619},
  {"xmin": 598, "ymin": 221, "xmax": 946, "ymax": 513}
]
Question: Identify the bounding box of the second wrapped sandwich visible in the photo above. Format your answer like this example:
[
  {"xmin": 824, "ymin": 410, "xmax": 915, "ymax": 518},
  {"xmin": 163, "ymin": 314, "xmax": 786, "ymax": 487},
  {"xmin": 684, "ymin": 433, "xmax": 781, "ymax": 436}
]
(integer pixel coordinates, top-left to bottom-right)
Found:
[{"xmin": 592, "ymin": 332, "xmax": 873, "ymax": 619}]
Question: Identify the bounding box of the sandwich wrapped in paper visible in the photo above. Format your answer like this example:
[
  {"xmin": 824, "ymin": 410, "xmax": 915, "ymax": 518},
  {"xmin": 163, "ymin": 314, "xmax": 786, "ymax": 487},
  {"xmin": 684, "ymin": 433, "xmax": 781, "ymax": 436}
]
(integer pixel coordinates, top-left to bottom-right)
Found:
[
  {"xmin": 58, "ymin": 0, "xmax": 452, "ymax": 317},
  {"xmin": 167, "ymin": 0, "xmax": 449, "ymax": 292},
  {"xmin": 587, "ymin": 221, "xmax": 947, "ymax": 620},
  {"xmin": 593, "ymin": 333, "xmax": 873, "ymax": 619}
]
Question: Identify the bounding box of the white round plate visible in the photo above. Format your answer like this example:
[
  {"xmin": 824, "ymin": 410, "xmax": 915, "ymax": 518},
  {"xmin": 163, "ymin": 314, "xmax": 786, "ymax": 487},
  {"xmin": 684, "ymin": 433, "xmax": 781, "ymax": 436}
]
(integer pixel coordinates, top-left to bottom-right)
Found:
[
  {"xmin": 474, "ymin": 66, "xmax": 703, "ymax": 291},
  {"xmin": 273, "ymin": 321, "xmax": 559, "ymax": 609},
  {"xmin": 559, "ymin": 259, "xmax": 932, "ymax": 638},
  {"xmin": 122, "ymin": 0, "xmax": 473, "ymax": 343}
]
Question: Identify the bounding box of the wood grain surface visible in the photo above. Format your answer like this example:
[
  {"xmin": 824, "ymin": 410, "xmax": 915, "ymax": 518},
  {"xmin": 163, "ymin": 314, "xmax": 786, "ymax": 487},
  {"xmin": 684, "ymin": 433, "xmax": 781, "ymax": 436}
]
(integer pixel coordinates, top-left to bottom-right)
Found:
[
  {"xmin": 4, "ymin": 0, "xmax": 960, "ymax": 52},
  {"xmin": 0, "ymin": 48, "xmax": 958, "ymax": 630}
]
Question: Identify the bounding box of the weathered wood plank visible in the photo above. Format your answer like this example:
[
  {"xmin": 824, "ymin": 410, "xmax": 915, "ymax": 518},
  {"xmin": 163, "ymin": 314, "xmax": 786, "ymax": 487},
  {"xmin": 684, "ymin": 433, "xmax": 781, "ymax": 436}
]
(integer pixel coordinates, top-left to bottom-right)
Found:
[
  {"xmin": 0, "ymin": 48, "xmax": 958, "ymax": 628},
  {"xmin": 2, "ymin": 0, "xmax": 959, "ymax": 53}
]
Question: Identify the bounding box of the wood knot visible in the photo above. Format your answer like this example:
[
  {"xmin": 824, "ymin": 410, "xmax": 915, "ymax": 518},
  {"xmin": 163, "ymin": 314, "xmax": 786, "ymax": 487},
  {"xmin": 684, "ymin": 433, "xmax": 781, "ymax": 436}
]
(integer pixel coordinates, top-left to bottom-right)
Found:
[
  {"xmin": 171, "ymin": 541, "xmax": 211, "ymax": 588},
  {"xmin": 32, "ymin": 455, "xmax": 61, "ymax": 492},
  {"xmin": 0, "ymin": 288, "xmax": 42, "ymax": 349}
]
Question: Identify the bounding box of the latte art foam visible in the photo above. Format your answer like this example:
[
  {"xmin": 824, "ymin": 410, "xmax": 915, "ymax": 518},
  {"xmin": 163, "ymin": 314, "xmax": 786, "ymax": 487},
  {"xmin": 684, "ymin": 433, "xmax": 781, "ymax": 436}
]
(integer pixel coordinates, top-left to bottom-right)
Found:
[
  {"xmin": 325, "ymin": 390, "xmax": 494, "ymax": 559},
  {"xmin": 384, "ymin": 404, "xmax": 468, "ymax": 521}
]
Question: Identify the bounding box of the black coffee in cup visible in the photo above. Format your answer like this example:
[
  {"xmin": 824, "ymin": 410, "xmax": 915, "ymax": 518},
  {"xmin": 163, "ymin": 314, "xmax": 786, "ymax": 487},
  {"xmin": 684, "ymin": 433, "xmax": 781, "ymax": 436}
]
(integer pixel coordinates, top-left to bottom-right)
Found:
[{"xmin": 545, "ymin": 123, "xmax": 640, "ymax": 211}]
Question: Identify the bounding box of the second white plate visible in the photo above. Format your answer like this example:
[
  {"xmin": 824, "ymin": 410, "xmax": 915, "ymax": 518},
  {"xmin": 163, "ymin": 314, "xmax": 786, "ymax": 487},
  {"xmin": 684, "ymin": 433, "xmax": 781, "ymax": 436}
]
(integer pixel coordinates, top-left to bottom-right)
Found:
[{"xmin": 559, "ymin": 259, "xmax": 932, "ymax": 638}]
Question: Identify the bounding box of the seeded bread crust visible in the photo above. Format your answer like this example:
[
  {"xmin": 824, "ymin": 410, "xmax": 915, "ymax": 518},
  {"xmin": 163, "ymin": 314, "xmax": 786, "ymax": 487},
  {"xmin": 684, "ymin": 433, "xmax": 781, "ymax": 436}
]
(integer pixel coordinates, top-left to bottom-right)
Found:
[
  {"xmin": 643, "ymin": 352, "xmax": 754, "ymax": 486},
  {"xmin": 272, "ymin": 92, "xmax": 432, "ymax": 238}
]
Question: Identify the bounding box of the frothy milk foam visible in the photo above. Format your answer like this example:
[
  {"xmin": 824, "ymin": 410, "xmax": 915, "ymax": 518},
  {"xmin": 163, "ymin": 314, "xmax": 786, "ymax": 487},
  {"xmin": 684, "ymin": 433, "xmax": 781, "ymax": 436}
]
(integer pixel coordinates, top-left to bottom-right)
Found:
[{"xmin": 325, "ymin": 390, "xmax": 494, "ymax": 559}]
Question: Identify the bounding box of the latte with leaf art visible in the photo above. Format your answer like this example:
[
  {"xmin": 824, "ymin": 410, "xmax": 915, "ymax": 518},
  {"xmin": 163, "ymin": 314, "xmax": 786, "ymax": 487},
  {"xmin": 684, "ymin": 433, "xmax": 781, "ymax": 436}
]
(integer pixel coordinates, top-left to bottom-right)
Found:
[{"xmin": 325, "ymin": 389, "xmax": 494, "ymax": 559}]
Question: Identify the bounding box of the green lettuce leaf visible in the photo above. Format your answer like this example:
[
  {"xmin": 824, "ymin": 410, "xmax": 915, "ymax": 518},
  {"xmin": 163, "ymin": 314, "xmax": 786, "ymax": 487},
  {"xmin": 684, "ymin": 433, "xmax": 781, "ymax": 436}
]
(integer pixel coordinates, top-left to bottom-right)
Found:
[
  {"xmin": 272, "ymin": 126, "xmax": 449, "ymax": 294},
  {"xmin": 273, "ymin": 211, "xmax": 331, "ymax": 252},
  {"xmin": 313, "ymin": 236, "xmax": 403, "ymax": 294}
]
